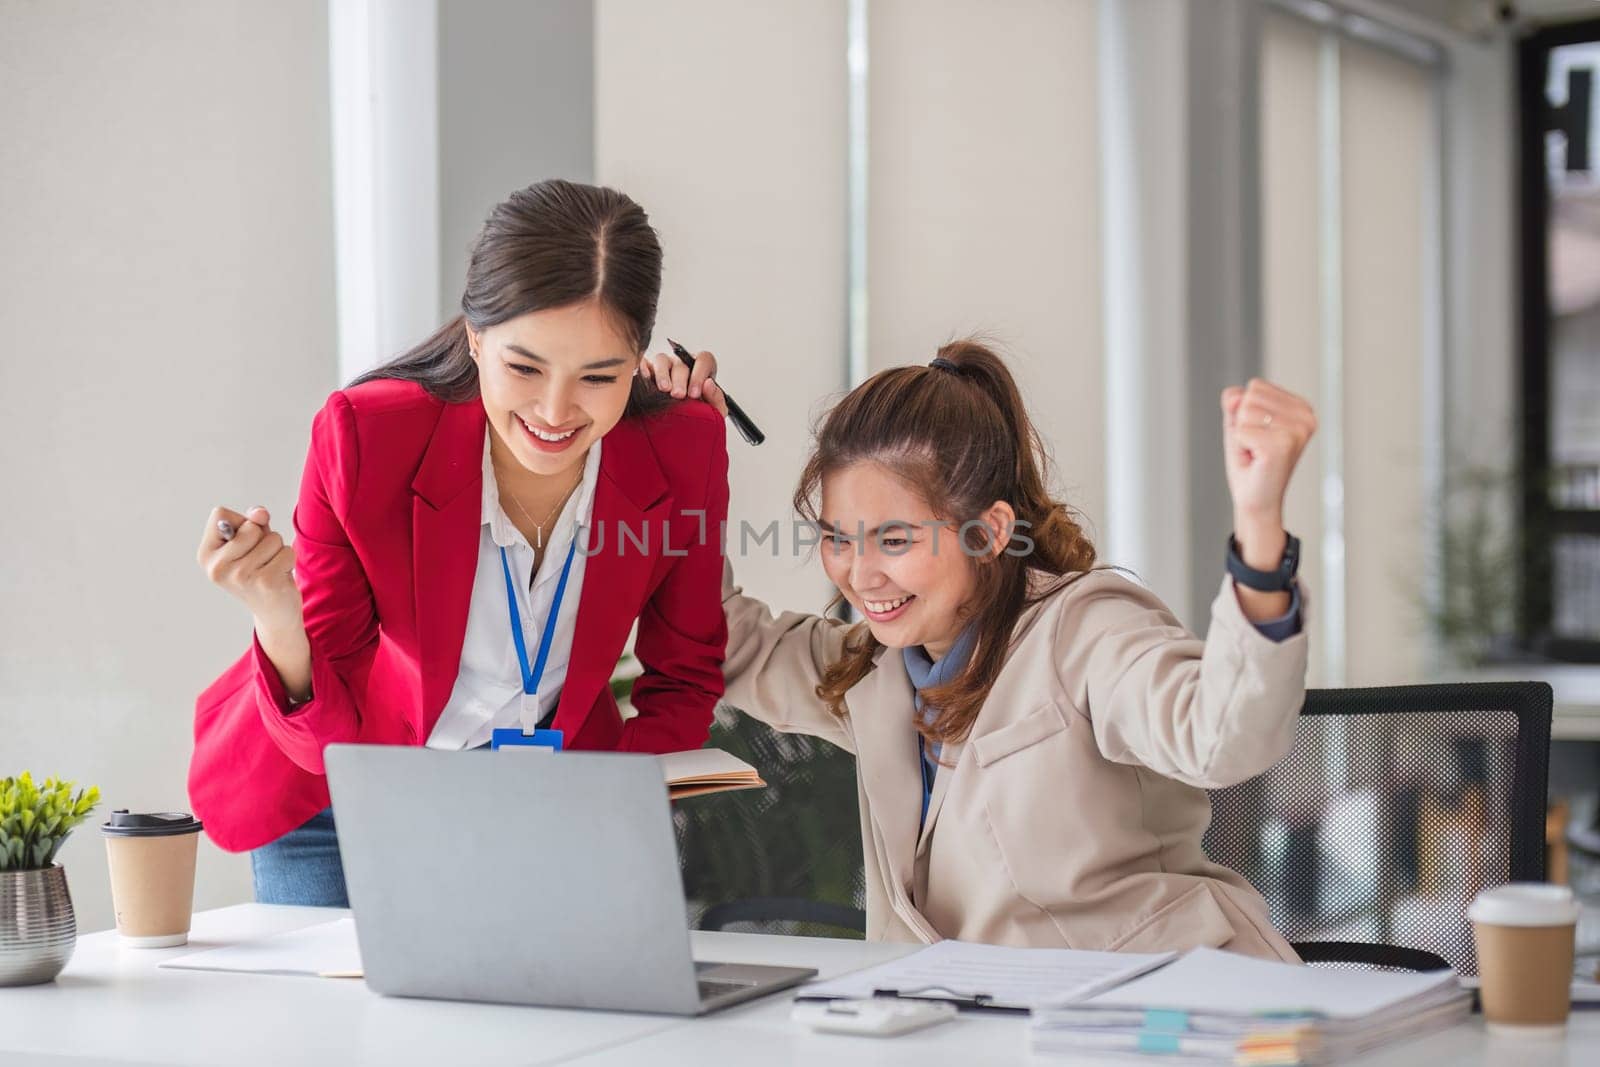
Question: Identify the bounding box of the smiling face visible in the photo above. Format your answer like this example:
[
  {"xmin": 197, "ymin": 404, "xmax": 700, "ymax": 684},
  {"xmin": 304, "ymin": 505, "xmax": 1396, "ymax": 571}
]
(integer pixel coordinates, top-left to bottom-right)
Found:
[
  {"xmin": 818, "ymin": 461, "xmax": 1012, "ymax": 659},
  {"xmin": 469, "ymin": 300, "xmax": 639, "ymax": 478}
]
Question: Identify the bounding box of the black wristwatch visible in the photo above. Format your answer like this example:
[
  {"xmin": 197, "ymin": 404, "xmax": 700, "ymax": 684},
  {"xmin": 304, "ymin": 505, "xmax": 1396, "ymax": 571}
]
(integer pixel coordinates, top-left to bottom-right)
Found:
[{"xmin": 1226, "ymin": 532, "xmax": 1300, "ymax": 592}]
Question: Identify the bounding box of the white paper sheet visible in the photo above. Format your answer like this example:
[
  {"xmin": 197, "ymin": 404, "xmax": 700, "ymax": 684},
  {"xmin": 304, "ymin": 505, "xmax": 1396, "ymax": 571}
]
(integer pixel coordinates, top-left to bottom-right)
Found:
[
  {"xmin": 797, "ymin": 940, "xmax": 1176, "ymax": 1010},
  {"xmin": 161, "ymin": 916, "xmax": 364, "ymax": 978}
]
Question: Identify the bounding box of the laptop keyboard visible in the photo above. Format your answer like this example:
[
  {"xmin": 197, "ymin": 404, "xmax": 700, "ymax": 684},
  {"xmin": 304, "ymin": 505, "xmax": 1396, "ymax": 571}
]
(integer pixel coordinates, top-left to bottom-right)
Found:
[
  {"xmin": 695, "ymin": 962, "xmax": 760, "ymax": 1003},
  {"xmin": 698, "ymin": 978, "xmax": 753, "ymax": 1002}
]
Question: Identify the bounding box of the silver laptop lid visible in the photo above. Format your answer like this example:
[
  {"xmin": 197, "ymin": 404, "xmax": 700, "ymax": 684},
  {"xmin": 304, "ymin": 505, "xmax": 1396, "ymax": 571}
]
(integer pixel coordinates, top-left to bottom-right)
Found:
[{"xmin": 324, "ymin": 744, "xmax": 702, "ymax": 1014}]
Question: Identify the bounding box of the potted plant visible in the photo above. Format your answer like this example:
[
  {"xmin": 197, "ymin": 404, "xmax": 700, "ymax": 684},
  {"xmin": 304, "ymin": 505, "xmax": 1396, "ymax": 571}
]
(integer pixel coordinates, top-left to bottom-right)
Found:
[
  {"xmin": 0, "ymin": 772, "xmax": 100, "ymax": 985},
  {"xmin": 1426, "ymin": 464, "xmax": 1519, "ymax": 669}
]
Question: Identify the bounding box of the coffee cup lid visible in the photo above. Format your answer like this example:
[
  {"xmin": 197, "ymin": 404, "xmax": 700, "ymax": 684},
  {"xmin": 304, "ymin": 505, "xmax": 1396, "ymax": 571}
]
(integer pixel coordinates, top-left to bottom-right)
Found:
[
  {"xmin": 1468, "ymin": 883, "xmax": 1580, "ymax": 927},
  {"xmin": 100, "ymin": 810, "xmax": 203, "ymax": 838}
]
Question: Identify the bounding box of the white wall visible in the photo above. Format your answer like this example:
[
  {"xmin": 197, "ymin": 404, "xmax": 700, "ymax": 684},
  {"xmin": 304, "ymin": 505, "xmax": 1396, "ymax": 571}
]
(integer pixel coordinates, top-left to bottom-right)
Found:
[
  {"xmin": 0, "ymin": 0, "xmax": 337, "ymax": 932},
  {"xmin": 439, "ymin": 0, "xmax": 595, "ymax": 317},
  {"xmin": 869, "ymin": 0, "xmax": 1106, "ymax": 537},
  {"xmin": 594, "ymin": 0, "xmax": 847, "ymax": 614}
]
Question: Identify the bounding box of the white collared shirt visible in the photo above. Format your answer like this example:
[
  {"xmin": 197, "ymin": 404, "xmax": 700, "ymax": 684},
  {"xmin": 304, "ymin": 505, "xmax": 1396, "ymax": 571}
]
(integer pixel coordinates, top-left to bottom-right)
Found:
[{"xmin": 424, "ymin": 433, "xmax": 601, "ymax": 750}]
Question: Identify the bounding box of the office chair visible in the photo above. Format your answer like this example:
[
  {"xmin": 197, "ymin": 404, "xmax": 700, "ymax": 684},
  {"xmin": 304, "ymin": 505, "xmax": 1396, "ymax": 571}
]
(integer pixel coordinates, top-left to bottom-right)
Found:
[
  {"xmin": 676, "ymin": 704, "xmax": 868, "ymax": 938},
  {"xmin": 1205, "ymin": 682, "xmax": 1553, "ymax": 975}
]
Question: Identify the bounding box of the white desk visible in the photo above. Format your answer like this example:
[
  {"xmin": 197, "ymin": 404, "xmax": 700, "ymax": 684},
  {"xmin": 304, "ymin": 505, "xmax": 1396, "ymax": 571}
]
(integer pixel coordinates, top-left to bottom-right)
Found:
[{"xmin": 3, "ymin": 905, "xmax": 1598, "ymax": 1066}]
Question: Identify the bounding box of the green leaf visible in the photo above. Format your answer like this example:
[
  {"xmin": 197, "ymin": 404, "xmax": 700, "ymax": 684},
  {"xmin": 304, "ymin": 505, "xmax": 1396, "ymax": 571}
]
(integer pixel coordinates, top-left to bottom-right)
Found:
[{"xmin": 0, "ymin": 771, "xmax": 100, "ymax": 869}]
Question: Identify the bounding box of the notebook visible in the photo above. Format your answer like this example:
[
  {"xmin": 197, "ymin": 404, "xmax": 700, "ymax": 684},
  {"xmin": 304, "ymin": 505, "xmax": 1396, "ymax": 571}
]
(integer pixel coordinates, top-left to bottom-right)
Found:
[{"xmin": 659, "ymin": 748, "xmax": 765, "ymax": 799}]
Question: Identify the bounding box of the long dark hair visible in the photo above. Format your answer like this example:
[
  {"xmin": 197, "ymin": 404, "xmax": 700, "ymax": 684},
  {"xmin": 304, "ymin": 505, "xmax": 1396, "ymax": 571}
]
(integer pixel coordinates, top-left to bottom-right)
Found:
[
  {"xmin": 351, "ymin": 178, "xmax": 670, "ymax": 417},
  {"xmin": 797, "ymin": 339, "xmax": 1100, "ymax": 748}
]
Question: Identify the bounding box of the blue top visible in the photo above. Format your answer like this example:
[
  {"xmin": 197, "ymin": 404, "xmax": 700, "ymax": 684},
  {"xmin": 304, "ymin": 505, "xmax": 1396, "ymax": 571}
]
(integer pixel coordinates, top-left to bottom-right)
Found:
[{"xmin": 898, "ymin": 578, "xmax": 1302, "ymax": 830}]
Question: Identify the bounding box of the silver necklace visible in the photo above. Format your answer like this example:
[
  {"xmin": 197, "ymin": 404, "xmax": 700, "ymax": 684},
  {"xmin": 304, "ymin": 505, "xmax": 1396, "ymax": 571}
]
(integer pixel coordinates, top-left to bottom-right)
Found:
[{"xmin": 499, "ymin": 468, "xmax": 581, "ymax": 551}]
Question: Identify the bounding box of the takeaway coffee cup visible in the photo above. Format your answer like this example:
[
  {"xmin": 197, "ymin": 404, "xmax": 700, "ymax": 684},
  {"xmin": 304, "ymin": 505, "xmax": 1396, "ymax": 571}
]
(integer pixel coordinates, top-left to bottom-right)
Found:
[
  {"xmin": 100, "ymin": 810, "xmax": 203, "ymax": 948},
  {"xmin": 1469, "ymin": 882, "xmax": 1580, "ymax": 1035}
]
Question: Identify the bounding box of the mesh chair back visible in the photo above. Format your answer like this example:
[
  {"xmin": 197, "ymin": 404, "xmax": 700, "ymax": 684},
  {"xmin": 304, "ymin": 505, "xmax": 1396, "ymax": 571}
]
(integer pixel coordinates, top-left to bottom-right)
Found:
[
  {"xmin": 1204, "ymin": 683, "xmax": 1551, "ymax": 975},
  {"xmin": 675, "ymin": 705, "xmax": 866, "ymax": 937}
]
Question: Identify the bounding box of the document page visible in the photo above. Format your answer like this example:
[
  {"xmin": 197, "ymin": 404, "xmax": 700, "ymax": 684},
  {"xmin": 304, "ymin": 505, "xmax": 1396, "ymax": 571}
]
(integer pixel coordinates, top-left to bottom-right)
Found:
[{"xmin": 161, "ymin": 916, "xmax": 363, "ymax": 978}]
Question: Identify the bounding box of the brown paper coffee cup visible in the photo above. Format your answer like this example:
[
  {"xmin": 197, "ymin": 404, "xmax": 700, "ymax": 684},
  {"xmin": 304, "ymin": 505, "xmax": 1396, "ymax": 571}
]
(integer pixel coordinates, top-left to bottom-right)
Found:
[
  {"xmin": 1469, "ymin": 883, "xmax": 1579, "ymax": 1035},
  {"xmin": 101, "ymin": 811, "xmax": 202, "ymax": 948}
]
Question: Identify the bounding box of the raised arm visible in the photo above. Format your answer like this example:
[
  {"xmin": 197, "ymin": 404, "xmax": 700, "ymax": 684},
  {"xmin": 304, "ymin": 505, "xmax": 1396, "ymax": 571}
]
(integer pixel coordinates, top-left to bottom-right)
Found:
[
  {"xmin": 1070, "ymin": 377, "xmax": 1317, "ymax": 787},
  {"xmin": 1060, "ymin": 571, "xmax": 1308, "ymax": 788}
]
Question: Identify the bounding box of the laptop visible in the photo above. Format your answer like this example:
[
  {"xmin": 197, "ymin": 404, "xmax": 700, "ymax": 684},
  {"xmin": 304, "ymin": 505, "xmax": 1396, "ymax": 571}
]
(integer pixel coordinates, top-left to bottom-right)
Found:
[{"xmin": 323, "ymin": 743, "xmax": 817, "ymax": 1015}]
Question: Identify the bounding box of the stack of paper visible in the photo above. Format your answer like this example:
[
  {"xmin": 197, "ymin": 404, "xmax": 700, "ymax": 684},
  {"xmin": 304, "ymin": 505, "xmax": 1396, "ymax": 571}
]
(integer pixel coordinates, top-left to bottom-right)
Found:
[
  {"xmin": 659, "ymin": 748, "xmax": 766, "ymax": 799},
  {"xmin": 1029, "ymin": 947, "xmax": 1470, "ymax": 1064}
]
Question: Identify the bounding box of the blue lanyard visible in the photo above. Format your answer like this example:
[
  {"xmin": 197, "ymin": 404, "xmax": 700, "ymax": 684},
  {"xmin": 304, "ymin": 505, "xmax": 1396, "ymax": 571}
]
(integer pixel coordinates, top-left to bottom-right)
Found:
[{"xmin": 499, "ymin": 540, "xmax": 577, "ymax": 697}]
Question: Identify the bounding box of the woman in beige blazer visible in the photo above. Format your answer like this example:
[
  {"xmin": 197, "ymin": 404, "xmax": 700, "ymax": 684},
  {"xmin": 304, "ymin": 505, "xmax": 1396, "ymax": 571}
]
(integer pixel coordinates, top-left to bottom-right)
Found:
[{"xmin": 644, "ymin": 339, "xmax": 1317, "ymax": 960}]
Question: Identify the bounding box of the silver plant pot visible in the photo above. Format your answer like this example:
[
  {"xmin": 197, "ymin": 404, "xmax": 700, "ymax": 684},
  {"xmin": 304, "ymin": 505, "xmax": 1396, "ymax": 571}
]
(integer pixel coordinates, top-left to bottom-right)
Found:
[{"xmin": 0, "ymin": 864, "xmax": 77, "ymax": 986}]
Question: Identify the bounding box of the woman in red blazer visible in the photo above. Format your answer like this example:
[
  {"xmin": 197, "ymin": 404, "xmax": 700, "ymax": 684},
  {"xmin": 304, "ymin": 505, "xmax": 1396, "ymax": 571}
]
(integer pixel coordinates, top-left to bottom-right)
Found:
[{"xmin": 191, "ymin": 180, "xmax": 728, "ymax": 905}]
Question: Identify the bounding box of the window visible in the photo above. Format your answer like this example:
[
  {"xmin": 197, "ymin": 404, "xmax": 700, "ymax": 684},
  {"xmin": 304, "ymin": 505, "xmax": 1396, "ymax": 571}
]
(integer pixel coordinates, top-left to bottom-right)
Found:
[{"xmin": 1520, "ymin": 20, "xmax": 1600, "ymax": 660}]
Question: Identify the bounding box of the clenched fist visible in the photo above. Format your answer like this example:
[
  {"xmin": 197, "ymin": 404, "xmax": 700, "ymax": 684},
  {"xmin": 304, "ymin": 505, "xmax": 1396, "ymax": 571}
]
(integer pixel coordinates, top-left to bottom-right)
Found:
[
  {"xmin": 1222, "ymin": 379, "xmax": 1316, "ymax": 522},
  {"xmin": 1220, "ymin": 380, "xmax": 1317, "ymax": 622},
  {"xmin": 196, "ymin": 505, "xmax": 302, "ymax": 634}
]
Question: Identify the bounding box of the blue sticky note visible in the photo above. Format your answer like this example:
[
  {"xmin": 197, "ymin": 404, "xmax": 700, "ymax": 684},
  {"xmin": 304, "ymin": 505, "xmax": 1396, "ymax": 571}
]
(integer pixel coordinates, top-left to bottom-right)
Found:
[
  {"xmin": 491, "ymin": 728, "xmax": 564, "ymax": 751},
  {"xmin": 1143, "ymin": 1009, "xmax": 1189, "ymax": 1032},
  {"xmin": 1137, "ymin": 1031, "xmax": 1182, "ymax": 1054}
]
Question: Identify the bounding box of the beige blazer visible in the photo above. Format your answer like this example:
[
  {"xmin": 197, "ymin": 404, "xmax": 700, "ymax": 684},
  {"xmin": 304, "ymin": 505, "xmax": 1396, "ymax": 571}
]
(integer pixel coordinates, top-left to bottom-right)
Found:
[{"xmin": 722, "ymin": 564, "xmax": 1309, "ymax": 961}]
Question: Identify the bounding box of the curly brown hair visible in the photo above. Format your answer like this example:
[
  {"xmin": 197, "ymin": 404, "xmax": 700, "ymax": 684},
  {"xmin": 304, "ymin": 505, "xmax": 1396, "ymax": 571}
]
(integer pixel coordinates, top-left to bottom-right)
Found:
[{"xmin": 795, "ymin": 339, "xmax": 1100, "ymax": 749}]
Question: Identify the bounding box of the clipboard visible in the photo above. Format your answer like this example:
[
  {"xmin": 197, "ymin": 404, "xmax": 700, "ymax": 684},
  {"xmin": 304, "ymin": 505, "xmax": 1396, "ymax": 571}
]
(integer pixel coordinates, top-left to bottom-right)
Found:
[{"xmin": 794, "ymin": 940, "xmax": 1177, "ymax": 1015}]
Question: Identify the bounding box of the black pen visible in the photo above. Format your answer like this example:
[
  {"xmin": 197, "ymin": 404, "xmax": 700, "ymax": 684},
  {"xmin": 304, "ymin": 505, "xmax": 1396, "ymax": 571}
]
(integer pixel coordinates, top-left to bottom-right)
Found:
[{"xmin": 667, "ymin": 338, "xmax": 765, "ymax": 446}]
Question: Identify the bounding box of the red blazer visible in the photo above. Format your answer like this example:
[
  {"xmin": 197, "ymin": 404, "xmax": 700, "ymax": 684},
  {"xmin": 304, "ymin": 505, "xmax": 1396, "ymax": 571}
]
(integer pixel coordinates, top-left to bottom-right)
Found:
[{"xmin": 190, "ymin": 380, "xmax": 729, "ymax": 852}]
